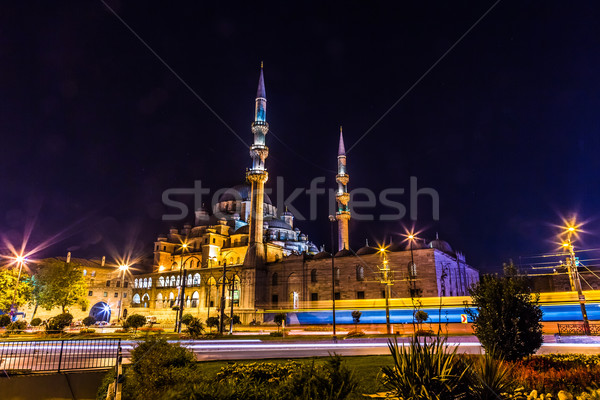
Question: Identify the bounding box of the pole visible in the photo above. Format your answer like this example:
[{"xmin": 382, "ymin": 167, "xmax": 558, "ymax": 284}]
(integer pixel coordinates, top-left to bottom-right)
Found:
[
  {"xmin": 229, "ymin": 281, "xmax": 235, "ymax": 334},
  {"xmin": 177, "ymin": 268, "xmax": 187, "ymax": 333},
  {"xmin": 219, "ymin": 262, "xmax": 227, "ymax": 335},
  {"xmin": 329, "ymin": 215, "xmax": 337, "ymax": 342},
  {"xmin": 566, "ymin": 239, "xmax": 590, "ymax": 335},
  {"xmin": 382, "ymin": 252, "xmax": 391, "ymax": 335},
  {"xmin": 207, "ymin": 284, "xmax": 211, "ymax": 321},
  {"xmin": 11, "ymin": 261, "xmax": 25, "ymax": 308}
]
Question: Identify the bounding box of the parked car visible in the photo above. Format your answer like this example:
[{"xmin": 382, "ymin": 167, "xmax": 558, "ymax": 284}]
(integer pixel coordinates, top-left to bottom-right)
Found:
[{"xmin": 94, "ymin": 321, "xmax": 109, "ymax": 327}]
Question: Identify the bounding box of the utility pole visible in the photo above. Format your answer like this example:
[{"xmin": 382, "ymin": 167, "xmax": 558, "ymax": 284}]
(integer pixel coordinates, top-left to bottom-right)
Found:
[
  {"xmin": 563, "ymin": 236, "xmax": 590, "ymax": 335},
  {"xmin": 229, "ymin": 279, "xmax": 235, "ymax": 334},
  {"xmin": 219, "ymin": 261, "xmax": 227, "ymax": 335},
  {"xmin": 329, "ymin": 215, "xmax": 337, "ymax": 342},
  {"xmin": 378, "ymin": 248, "xmax": 392, "ymax": 335}
]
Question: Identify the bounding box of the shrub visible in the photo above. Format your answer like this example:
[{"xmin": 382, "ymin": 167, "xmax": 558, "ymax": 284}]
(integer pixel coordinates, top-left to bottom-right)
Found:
[
  {"xmin": 468, "ymin": 347, "xmax": 516, "ymax": 400},
  {"xmin": 180, "ymin": 313, "xmax": 194, "ymax": 326},
  {"xmin": 82, "ymin": 316, "xmax": 96, "ymax": 327},
  {"xmin": 125, "ymin": 314, "xmax": 146, "ymax": 332},
  {"xmin": 269, "ymin": 331, "xmax": 283, "ymax": 337},
  {"xmin": 0, "ymin": 314, "xmax": 11, "ymax": 327},
  {"xmin": 6, "ymin": 320, "xmax": 28, "ymax": 333},
  {"xmin": 46, "ymin": 313, "xmax": 73, "ymax": 333},
  {"xmin": 30, "ymin": 317, "xmax": 42, "ymax": 327},
  {"xmin": 138, "ymin": 327, "xmax": 164, "ymax": 333},
  {"xmin": 380, "ymin": 335, "xmax": 470, "ymax": 399},
  {"xmin": 216, "ymin": 361, "xmax": 300, "ymax": 383},
  {"xmin": 467, "ymin": 262, "xmax": 543, "ymax": 361},
  {"xmin": 345, "ymin": 330, "xmax": 365, "ymax": 338},
  {"xmin": 185, "ymin": 317, "xmax": 204, "ymax": 339},
  {"xmin": 80, "ymin": 328, "xmax": 96, "ymax": 334},
  {"xmin": 206, "ymin": 316, "xmax": 220, "ymax": 331}
]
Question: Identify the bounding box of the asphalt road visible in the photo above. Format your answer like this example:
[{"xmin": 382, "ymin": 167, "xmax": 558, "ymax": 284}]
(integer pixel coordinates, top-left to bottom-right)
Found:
[{"xmin": 2, "ymin": 337, "xmax": 600, "ymax": 372}]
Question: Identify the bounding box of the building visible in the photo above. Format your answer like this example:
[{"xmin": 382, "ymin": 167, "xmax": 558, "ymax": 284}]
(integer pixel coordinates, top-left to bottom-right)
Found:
[
  {"xmin": 129, "ymin": 66, "xmax": 479, "ymax": 324},
  {"xmin": 18, "ymin": 256, "xmax": 133, "ymax": 323}
]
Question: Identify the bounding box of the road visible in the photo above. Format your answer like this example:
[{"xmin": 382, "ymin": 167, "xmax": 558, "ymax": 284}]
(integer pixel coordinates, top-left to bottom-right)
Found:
[{"xmin": 2, "ymin": 337, "xmax": 600, "ymax": 372}]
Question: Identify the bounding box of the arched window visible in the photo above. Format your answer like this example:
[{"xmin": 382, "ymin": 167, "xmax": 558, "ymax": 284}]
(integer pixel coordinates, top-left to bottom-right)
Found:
[
  {"xmin": 176, "ymin": 276, "xmax": 180, "ymax": 287},
  {"xmin": 142, "ymin": 293, "xmax": 149, "ymax": 308},
  {"xmin": 187, "ymin": 274, "xmax": 193, "ymax": 286},
  {"xmin": 143, "ymin": 278, "xmax": 148, "ymax": 289},
  {"xmin": 134, "ymin": 279, "xmax": 138, "ymax": 288},
  {"xmin": 272, "ymin": 272, "xmax": 278, "ymax": 286},
  {"xmin": 310, "ymin": 269, "xmax": 317, "ymax": 283},
  {"xmin": 148, "ymin": 277, "xmax": 152, "ymax": 288},
  {"xmin": 334, "ymin": 268, "xmax": 340, "ymax": 284},
  {"xmin": 83, "ymin": 269, "xmax": 87, "ymax": 276},
  {"xmin": 91, "ymin": 271, "xmax": 96, "ymax": 277},
  {"xmin": 356, "ymin": 266, "xmax": 364, "ymax": 281},
  {"xmin": 159, "ymin": 276, "xmax": 165, "ymax": 287},
  {"xmin": 169, "ymin": 292, "xmax": 175, "ymax": 307},
  {"xmin": 132, "ymin": 293, "xmax": 141, "ymax": 304},
  {"xmin": 191, "ymin": 291, "xmax": 199, "ymax": 307},
  {"xmin": 156, "ymin": 293, "xmax": 163, "ymax": 308},
  {"xmin": 170, "ymin": 276, "xmax": 176, "ymax": 286},
  {"xmin": 186, "ymin": 295, "xmax": 190, "ymax": 309},
  {"xmin": 193, "ymin": 273, "xmax": 201, "ymax": 286},
  {"xmin": 408, "ymin": 261, "xmax": 417, "ymax": 277},
  {"xmin": 237, "ymin": 257, "xmax": 241, "ymax": 264}
]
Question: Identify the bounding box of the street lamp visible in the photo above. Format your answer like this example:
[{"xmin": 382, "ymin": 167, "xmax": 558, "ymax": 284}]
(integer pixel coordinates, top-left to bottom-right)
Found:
[
  {"xmin": 560, "ymin": 223, "xmax": 590, "ymax": 334},
  {"xmin": 378, "ymin": 247, "xmax": 392, "ymax": 334},
  {"xmin": 329, "ymin": 215, "xmax": 337, "ymax": 342},
  {"xmin": 11, "ymin": 256, "xmax": 28, "ymax": 315},
  {"xmin": 116, "ymin": 264, "xmax": 129, "ymax": 322}
]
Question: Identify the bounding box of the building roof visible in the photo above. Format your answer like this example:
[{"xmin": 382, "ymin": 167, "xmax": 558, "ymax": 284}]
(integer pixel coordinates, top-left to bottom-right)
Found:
[
  {"xmin": 218, "ymin": 184, "xmax": 273, "ymax": 205},
  {"xmin": 356, "ymin": 246, "xmax": 378, "ymax": 255},
  {"xmin": 266, "ymin": 218, "xmax": 293, "ymax": 230}
]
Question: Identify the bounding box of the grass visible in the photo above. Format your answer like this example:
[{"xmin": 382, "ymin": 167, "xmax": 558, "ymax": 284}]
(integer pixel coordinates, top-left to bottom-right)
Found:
[{"xmin": 192, "ymin": 355, "xmax": 394, "ymax": 398}]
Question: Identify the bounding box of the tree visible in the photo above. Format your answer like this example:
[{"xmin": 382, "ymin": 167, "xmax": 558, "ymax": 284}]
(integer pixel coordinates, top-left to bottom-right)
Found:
[
  {"xmin": 33, "ymin": 259, "xmax": 88, "ymax": 313},
  {"xmin": 126, "ymin": 314, "xmax": 146, "ymax": 333},
  {"xmin": 352, "ymin": 310, "xmax": 362, "ymax": 331},
  {"xmin": 180, "ymin": 313, "xmax": 194, "ymax": 326},
  {"xmin": 46, "ymin": 313, "xmax": 74, "ymax": 333},
  {"xmin": 414, "ymin": 310, "xmax": 429, "ymax": 333},
  {"xmin": 206, "ymin": 316, "xmax": 219, "ymax": 332},
  {"xmin": 82, "ymin": 316, "xmax": 96, "ymax": 327},
  {"xmin": 184, "ymin": 317, "xmax": 204, "ymax": 338},
  {"xmin": 0, "ymin": 268, "xmax": 34, "ymax": 312},
  {"xmin": 274, "ymin": 313, "xmax": 286, "ymax": 332},
  {"xmin": 0, "ymin": 314, "xmax": 10, "ymax": 327},
  {"xmin": 466, "ymin": 262, "xmax": 543, "ymax": 361},
  {"xmin": 30, "ymin": 317, "xmax": 42, "ymax": 327}
]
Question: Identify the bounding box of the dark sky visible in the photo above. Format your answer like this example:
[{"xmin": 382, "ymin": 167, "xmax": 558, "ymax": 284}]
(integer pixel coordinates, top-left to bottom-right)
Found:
[{"xmin": 1, "ymin": 2, "xmax": 599, "ymax": 273}]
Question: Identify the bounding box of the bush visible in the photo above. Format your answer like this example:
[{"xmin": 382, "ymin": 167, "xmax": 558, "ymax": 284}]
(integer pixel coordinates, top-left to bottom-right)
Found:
[
  {"xmin": 0, "ymin": 314, "xmax": 11, "ymax": 327},
  {"xmin": 206, "ymin": 316, "xmax": 220, "ymax": 331},
  {"xmin": 46, "ymin": 313, "xmax": 73, "ymax": 333},
  {"xmin": 80, "ymin": 328, "xmax": 96, "ymax": 334},
  {"xmin": 180, "ymin": 313, "xmax": 194, "ymax": 326},
  {"xmin": 380, "ymin": 335, "xmax": 470, "ymax": 399},
  {"xmin": 30, "ymin": 317, "xmax": 42, "ymax": 327},
  {"xmin": 6, "ymin": 320, "xmax": 28, "ymax": 333},
  {"xmin": 467, "ymin": 262, "xmax": 543, "ymax": 361},
  {"xmin": 185, "ymin": 317, "xmax": 204, "ymax": 339},
  {"xmin": 269, "ymin": 331, "xmax": 283, "ymax": 337},
  {"xmin": 468, "ymin": 348, "xmax": 516, "ymax": 400},
  {"xmin": 125, "ymin": 314, "xmax": 146, "ymax": 332},
  {"xmin": 82, "ymin": 316, "xmax": 96, "ymax": 327},
  {"xmin": 345, "ymin": 330, "xmax": 365, "ymax": 338}
]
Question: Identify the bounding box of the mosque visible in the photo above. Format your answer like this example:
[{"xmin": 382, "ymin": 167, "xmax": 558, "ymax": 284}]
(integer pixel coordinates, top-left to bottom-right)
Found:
[{"xmin": 129, "ymin": 66, "xmax": 479, "ymax": 324}]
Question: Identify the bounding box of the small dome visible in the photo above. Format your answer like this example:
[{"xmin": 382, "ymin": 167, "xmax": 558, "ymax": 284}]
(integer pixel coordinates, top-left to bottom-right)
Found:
[
  {"xmin": 234, "ymin": 225, "xmax": 250, "ymax": 235},
  {"xmin": 429, "ymin": 238, "xmax": 453, "ymax": 254},
  {"xmin": 313, "ymin": 251, "xmax": 331, "ymax": 259},
  {"xmin": 356, "ymin": 246, "xmax": 378, "ymax": 255},
  {"xmin": 335, "ymin": 249, "xmax": 353, "ymax": 257},
  {"xmin": 218, "ymin": 184, "xmax": 273, "ymax": 205},
  {"xmin": 266, "ymin": 218, "xmax": 292, "ymax": 230}
]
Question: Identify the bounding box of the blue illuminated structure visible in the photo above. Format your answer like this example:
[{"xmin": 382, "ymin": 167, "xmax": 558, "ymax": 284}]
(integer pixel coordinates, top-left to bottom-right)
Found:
[
  {"xmin": 281, "ymin": 303, "xmax": 600, "ymax": 325},
  {"xmin": 89, "ymin": 301, "xmax": 111, "ymax": 322}
]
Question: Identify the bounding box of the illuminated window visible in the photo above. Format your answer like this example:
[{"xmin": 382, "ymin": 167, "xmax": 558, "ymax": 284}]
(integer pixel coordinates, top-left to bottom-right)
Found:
[
  {"xmin": 132, "ymin": 293, "xmax": 141, "ymax": 304},
  {"xmin": 193, "ymin": 273, "xmax": 201, "ymax": 286},
  {"xmin": 103, "ymin": 292, "xmax": 108, "ymax": 297},
  {"xmin": 335, "ymin": 268, "xmax": 340, "ymax": 284},
  {"xmin": 311, "ymin": 269, "xmax": 317, "ymax": 283},
  {"xmin": 123, "ymin": 293, "xmax": 127, "ymax": 298},
  {"xmin": 83, "ymin": 269, "xmax": 87, "ymax": 276},
  {"xmin": 148, "ymin": 277, "xmax": 152, "ymax": 288},
  {"xmin": 356, "ymin": 266, "xmax": 364, "ymax": 281},
  {"xmin": 159, "ymin": 277, "xmax": 165, "ymax": 287},
  {"xmin": 91, "ymin": 271, "xmax": 96, "ymax": 277}
]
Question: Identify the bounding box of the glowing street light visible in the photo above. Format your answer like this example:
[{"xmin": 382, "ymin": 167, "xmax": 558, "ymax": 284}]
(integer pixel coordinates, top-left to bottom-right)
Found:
[{"xmin": 378, "ymin": 246, "xmax": 392, "ymax": 334}]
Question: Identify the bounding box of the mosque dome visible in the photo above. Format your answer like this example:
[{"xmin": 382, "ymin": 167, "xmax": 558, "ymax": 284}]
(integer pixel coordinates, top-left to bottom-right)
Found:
[
  {"xmin": 266, "ymin": 218, "xmax": 293, "ymax": 230},
  {"xmin": 234, "ymin": 225, "xmax": 250, "ymax": 235},
  {"xmin": 335, "ymin": 249, "xmax": 353, "ymax": 257},
  {"xmin": 313, "ymin": 251, "xmax": 331, "ymax": 259},
  {"xmin": 218, "ymin": 184, "xmax": 272, "ymax": 205},
  {"xmin": 356, "ymin": 246, "xmax": 378, "ymax": 255},
  {"xmin": 429, "ymin": 236, "xmax": 453, "ymax": 254}
]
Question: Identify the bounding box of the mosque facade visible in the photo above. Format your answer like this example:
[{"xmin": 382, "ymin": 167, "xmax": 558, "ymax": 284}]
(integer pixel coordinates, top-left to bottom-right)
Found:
[{"xmin": 129, "ymin": 66, "xmax": 479, "ymax": 324}]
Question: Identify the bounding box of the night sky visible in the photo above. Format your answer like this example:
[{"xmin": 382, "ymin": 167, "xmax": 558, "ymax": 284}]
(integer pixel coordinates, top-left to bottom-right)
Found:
[{"xmin": 1, "ymin": 2, "xmax": 600, "ymax": 273}]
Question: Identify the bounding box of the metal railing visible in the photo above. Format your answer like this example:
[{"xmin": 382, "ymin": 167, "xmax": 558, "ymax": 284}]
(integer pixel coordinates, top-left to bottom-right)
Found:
[
  {"xmin": 557, "ymin": 323, "xmax": 600, "ymax": 336},
  {"xmin": 0, "ymin": 338, "xmax": 120, "ymax": 373}
]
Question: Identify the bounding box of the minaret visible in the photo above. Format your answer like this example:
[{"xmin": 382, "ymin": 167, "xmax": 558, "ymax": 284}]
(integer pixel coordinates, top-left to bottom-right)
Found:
[
  {"xmin": 336, "ymin": 127, "xmax": 351, "ymax": 250},
  {"xmin": 244, "ymin": 63, "xmax": 269, "ymax": 267}
]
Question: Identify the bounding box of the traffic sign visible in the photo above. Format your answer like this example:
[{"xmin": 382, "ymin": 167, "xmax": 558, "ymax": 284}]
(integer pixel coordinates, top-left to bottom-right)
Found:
[{"xmin": 460, "ymin": 314, "xmax": 468, "ymax": 324}]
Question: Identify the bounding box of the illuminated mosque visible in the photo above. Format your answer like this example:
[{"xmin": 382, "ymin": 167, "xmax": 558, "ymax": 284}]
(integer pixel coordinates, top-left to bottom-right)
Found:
[{"xmin": 129, "ymin": 66, "xmax": 479, "ymax": 324}]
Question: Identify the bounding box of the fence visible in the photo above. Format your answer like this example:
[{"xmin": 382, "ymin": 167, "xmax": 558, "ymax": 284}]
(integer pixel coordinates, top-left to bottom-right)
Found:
[
  {"xmin": 0, "ymin": 339, "xmax": 120, "ymax": 373},
  {"xmin": 557, "ymin": 323, "xmax": 600, "ymax": 336}
]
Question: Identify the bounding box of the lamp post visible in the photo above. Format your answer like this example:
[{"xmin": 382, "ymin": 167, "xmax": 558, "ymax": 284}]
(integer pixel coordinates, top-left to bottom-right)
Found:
[
  {"xmin": 561, "ymin": 225, "xmax": 590, "ymax": 335},
  {"xmin": 174, "ymin": 242, "xmax": 188, "ymax": 333},
  {"xmin": 378, "ymin": 247, "xmax": 392, "ymax": 335},
  {"xmin": 407, "ymin": 234, "xmax": 417, "ymax": 296},
  {"xmin": 11, "ymin": 256, "xmax": 27, "ymax": 316},
  {"xmin": 116, "ymin": 264, "xmax": 129, "ymax": 322},
  {"xmin": 329, "ymin": 215, "xmax": 337, "ymax": 342}
]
